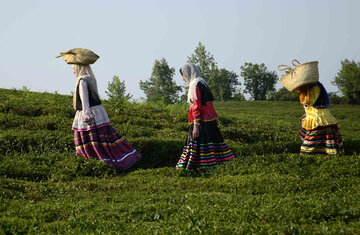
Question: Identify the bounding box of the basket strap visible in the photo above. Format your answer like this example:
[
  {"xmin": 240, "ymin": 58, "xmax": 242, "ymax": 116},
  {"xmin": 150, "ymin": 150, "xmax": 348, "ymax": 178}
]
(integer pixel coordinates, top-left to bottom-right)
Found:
[
  {"xmin": 277, "ymin": 65, "xmax": 292, "ymax": 72},
  {"xmin": 292, "ymin": 59, "xmax": 300, "ymax": 66}
]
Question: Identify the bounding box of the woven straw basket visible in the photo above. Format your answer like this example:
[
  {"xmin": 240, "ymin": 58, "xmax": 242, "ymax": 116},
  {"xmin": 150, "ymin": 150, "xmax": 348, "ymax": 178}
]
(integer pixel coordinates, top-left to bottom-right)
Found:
[
  {"xmin": 277, "ymin": 60, "xmax": 319, "ymax": 92},
  {"xmin": 56, "ymin": 48, "xmax": 99, "ymax": 65}
]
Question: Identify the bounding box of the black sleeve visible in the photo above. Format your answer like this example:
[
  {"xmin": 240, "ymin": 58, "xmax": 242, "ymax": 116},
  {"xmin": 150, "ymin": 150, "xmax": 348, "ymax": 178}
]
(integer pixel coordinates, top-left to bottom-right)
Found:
[{"xmin": 197, "ymin": 82, "xmax": 214, "ymax": 105}]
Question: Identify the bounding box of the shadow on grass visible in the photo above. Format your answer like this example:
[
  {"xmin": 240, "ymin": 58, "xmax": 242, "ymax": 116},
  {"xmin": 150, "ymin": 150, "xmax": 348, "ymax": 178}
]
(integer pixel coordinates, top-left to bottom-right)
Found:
[
  {"xmin": 1, "ymin": 136, "xmax": 358, "ymax": 180},
  {"xmin": 344, "ymin": 139, "xmax": 360, "ymax": 155}
]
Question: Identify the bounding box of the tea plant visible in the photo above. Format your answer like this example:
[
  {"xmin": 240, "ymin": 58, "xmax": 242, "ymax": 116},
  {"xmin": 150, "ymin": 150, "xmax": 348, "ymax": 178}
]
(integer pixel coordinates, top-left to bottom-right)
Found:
[{"xmin": 1, "ymin": 88, "xmax": 360, "ymax": 234}]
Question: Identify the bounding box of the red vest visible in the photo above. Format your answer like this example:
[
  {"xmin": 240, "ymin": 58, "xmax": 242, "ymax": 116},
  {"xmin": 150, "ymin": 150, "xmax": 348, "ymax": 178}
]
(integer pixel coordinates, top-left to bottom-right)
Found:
[{"xmin": 188, "ymin": 84, "xmax": 218, "ymax": 125}]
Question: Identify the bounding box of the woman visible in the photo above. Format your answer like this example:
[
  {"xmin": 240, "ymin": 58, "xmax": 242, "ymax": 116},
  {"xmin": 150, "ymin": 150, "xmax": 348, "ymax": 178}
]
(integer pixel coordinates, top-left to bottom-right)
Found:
[
  {"xmin": 298, "ymin": 82, "xmax": 344, "ymax": 155},
  {"xmin": 176, "ymin": 63, "xmax": 235, "ymax": 170},
  {"xmin": 71, "ymin": 64, "xmax": 142, "ymax": 170}
]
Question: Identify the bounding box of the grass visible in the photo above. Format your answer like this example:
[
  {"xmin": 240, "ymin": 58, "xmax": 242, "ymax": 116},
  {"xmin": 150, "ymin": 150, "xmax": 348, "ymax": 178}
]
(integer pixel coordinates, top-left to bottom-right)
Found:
[{"xmin": 1, "ymin": 88, "xmax": 360, "ymax": 234}]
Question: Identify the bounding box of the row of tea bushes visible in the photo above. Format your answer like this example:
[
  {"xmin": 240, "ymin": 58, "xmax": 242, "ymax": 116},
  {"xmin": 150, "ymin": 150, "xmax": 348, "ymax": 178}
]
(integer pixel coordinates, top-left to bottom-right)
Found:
[{"xmin": 1, "ymin": 153, "xmax": 360, "ymax": 234}]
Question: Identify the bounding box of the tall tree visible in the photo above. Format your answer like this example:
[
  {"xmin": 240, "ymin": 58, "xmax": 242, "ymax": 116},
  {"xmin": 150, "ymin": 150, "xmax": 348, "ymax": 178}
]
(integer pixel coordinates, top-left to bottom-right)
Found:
[
  {"xmin": 211, "ymin": 68, "xmax": 240, "ymax": 101},
  {"xmin": 332, "ymin": 59, "xmax": 360, "ymax": 104},
  {"xmin": 187, "ymin": 42, "xmax": 242, "ymax": 101},
  {"xmin": 139, "ymin": 58, "xmax": 182, "ymax": 104},
  {"xmin": 106, "ymin": 75, "xmax": 132, "ymax": 102},
  {"xmin": 187, "ymin": 41, "xmax": 217, "ymax": 81},
  {"xmin": 240, "ymin": 62, "xmax": 278, "ymax": 100}
]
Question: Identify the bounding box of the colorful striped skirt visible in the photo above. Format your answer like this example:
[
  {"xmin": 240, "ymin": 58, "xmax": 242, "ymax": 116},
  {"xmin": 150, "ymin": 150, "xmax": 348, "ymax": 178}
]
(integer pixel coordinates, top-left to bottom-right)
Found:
[
  {"xmin": 299, "ymin": 121, "xmax": 344, "ymax": 155},
  {"xmin": 74, "ymin": 125, "xmax": 142, "ymax": 170},
  {"xmin": 176, "ymin": 121, "xmax": 235, "ymax": 170}
]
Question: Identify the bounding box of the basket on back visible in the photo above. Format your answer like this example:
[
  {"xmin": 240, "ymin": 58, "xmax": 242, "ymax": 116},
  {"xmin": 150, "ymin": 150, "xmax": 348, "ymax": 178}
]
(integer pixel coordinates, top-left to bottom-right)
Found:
[
  {"xmin": 277, "ymin": 60, "xmax": 319, "ymax": 92},
  {"xmin": 56, "ymin": 48, "xmax": 99, "ymax": 65}
]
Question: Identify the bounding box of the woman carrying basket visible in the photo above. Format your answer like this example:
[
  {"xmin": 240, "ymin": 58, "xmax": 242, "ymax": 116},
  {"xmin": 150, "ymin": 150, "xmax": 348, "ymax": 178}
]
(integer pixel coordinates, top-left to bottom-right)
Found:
[
  {"xmin": 176, "ymin": 63, "xmax": 235, "ymax": 171},
  {"xmin": 57, "ymin": 48, "xmax": 142, "ymax": 170},
  {"xmin": 278, "ymin": 60, "xmax": 344, "ymax": 155},
  {"xmin": 298, "ymin": 82, "xmax": 344, "ymax": 155}
]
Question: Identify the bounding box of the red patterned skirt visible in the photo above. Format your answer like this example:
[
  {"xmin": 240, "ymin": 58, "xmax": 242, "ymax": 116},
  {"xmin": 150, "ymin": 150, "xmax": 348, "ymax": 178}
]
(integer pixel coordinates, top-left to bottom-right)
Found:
[
  {"xmin": 176, "ymin": 121, "xmax": 235, "ymax": 170},
  {"xmin": 299, "ymin": 122, "xmax": 344, "ymax": 155},
  {"xmin": 74, "ymin": 125, "xmax": 142, "ymax": 170}
]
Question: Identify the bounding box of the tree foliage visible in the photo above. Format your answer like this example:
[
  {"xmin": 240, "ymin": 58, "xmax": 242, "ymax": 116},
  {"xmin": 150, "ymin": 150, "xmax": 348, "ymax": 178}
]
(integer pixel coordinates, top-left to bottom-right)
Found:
[
  {"xmin": 187, "ymin": 42, "xmax": 217, "ymax": 81},
  {"xmin": 187, "ymin": 42, "xmax": 241, "ymax": 101},
  {"xmin": 328, "ymin": 92, "xmax": 348, "ymax": 104},
  {"xmin": 106, "ymin": 75, "xmax": 132, "ymax": 102},
  {"xmin": 139, "ymin": 58, "xmax": 182, "ymax": 104},
  {"xmin": 211, "ymin": 68, "xmax": 240, "ymax": 101},
  {"xmin": 332, "ymin": 59, "xmax": 360, "ymax": 105},
  {"xmin": 268, "ymin": 87, "xmax": 299, "ymax": 102},
  {"xmin": 240, "ymin": 62, "xmax": 278, "ymax": 100}
]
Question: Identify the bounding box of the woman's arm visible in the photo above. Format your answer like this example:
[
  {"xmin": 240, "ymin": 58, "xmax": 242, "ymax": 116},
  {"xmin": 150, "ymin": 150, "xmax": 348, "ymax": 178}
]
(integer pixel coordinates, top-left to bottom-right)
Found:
[
  {"xmin": 78, "ymin": 80, "xmax": 94, "ymax": 123},
  {"xmin": 192, "ymin": 85, "xmax": 202, "ymax": 139}
]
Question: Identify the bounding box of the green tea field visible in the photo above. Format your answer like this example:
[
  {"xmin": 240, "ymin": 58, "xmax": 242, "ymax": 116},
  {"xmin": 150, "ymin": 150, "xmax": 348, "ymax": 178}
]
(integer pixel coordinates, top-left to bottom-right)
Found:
[{"xmin": 1, "ymin": 88, "xmax": 360, "ymax": 234}]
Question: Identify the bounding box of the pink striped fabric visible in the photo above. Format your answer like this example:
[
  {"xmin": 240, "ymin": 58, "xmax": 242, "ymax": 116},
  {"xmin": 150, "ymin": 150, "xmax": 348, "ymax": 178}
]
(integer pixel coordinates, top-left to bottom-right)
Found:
[{"xmin": 74, "ymin": 125, "xmax": 142, "ymax": 170}]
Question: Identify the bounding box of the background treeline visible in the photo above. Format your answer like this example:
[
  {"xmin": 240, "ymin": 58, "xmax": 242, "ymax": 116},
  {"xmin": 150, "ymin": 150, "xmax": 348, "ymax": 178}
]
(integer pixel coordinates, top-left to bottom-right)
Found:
[{"xmin": 110, "ymin": 42, "xmax": 360, "ymax": 105}]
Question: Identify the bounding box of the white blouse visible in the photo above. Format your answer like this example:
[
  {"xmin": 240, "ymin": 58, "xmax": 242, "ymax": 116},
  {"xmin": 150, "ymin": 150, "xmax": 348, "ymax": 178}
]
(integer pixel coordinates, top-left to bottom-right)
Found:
[{"xmin": 72, "ymin": 80, "xmax": 110, "ymax": 131}]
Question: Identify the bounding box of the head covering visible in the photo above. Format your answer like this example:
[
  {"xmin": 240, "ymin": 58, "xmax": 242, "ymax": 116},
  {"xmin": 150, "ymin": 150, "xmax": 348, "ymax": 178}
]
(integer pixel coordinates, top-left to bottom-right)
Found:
[
  {"xmin": 180, "ymin": 63, "xmax": 208, "ymax": 104},
  {"xmin": 181, "ymin": 63, "xmax": 200, "ymax": 84},
  {"xmin": 72, "ymin": 64, "xmax": 99, "ymax": 110}
]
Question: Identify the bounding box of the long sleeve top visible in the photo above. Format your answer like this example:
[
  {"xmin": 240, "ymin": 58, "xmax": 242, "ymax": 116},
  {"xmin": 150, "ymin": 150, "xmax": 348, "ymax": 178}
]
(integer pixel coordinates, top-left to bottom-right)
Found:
[
  {"xmin": 299, "ymin": 84, "xmax": 337, "ymax": 130},
  {"xmin": 79, "ymin": 79, "xmax": 91, "ymax": 115},
  {"xmin": 188, "ymin": 84, "xmax": 218, "ymax": 125},
  {"xmin": 72, "ymin": 80, "xmax": 110, "ymax": 131}
]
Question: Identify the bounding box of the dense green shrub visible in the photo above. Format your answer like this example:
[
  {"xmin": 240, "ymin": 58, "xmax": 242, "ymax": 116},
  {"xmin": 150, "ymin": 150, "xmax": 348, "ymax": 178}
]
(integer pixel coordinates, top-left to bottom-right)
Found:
[
  {"xmin": 0, "ymin": 88, "xmax": 73, "ymax": 117},
  {"xmin": 0, "ymin": 129, "xmax": 73, "ymax": 155},
  {"xmin": 1, "ymin": 88, "xmax": 360, "ymax": 234}
]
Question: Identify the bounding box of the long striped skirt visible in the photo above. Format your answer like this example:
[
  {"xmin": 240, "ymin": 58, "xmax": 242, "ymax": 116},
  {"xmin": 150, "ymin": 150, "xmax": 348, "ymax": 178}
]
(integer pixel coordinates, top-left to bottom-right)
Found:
[
  {"xmin": 299, "ymin": 122, "xmax": 344, "ymax": 155},
  {"xmin": 74, "ymin": 125, "xmax": 142, "ymax": 170},
  {"xmin": 176, "ymin": 121, "xmax": 235, "ymax": 170}
]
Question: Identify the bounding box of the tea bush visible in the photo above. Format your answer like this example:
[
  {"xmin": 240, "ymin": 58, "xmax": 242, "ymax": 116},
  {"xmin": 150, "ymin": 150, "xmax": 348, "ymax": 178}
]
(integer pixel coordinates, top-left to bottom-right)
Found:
[{"xmin": 1, "ymin": 88, "xmax": 360, "ymax": 234}]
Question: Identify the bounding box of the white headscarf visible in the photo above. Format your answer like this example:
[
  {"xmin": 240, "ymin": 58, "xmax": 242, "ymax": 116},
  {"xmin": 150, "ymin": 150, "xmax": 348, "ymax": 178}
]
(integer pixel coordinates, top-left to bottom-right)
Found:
[
  {"xmin": 72, "ymin": 64, "xmax": 99, "ymax": 110},
  {"xmin": 181, "ymin": 63, "xmax": 207, "ymax": 104}
]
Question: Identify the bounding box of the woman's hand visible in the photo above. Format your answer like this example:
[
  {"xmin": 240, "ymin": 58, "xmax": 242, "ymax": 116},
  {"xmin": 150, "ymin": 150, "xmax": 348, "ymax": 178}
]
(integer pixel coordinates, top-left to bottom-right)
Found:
[
  {"xmin": 192, "ymin": 123, "xmax": 200, "ymax": 139},
  {"xmin": 83, "ymin": 113, "xmax": 95, "ymax": 124}
]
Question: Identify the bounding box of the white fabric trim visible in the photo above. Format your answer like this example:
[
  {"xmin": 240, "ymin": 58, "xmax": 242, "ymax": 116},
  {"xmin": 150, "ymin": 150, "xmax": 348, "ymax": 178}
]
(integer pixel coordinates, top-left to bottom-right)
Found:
[
  {"xmin": 188, "ymin": 77, "xmax": 203, "ymax": 104},
  {"xmin": 72, "ymin": 105, "xmax": 110, "ymax": 131},
  {"xmin": 102, "ymin": 150, "xmax": 137, "ymax": 162}
]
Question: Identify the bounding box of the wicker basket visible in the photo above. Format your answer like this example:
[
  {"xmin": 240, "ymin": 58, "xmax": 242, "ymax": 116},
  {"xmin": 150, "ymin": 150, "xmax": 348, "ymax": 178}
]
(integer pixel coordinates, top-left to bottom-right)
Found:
[
  {"xmin": 277, "ymin": 60, "xmax": 319, "ymax": 92},
  {"xmin": 56, "ymin": 48, "xmax": 99, "ymax": 65}
]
